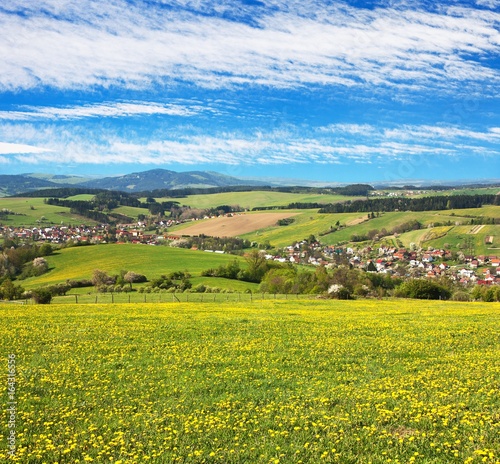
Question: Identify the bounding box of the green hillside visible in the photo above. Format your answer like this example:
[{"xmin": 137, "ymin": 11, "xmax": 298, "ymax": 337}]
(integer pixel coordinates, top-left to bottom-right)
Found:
[
  {"xmin": 21, "ymin": 244, "xmax": 256, "ymax": 291},
  {"xmin": 237, "ymin": 209, "xmax": 499, "ymax": 249},
  {"xmin": 0, "ymin": 197, "xmax": 95, "ymax": 227},
  {"xmin": 156, "ymin": 191, "xmax": 360, "ymax": 209},
  {"xmin": 421, "ymin": 225, "xmax": 498, "ymax": 256}
]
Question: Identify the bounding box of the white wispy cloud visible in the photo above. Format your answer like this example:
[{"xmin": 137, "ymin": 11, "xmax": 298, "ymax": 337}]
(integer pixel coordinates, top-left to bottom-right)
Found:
[
  {"xmin": 319, "ymin": 123, "xmax": 500, "ymax": 144},
  {"xmin": 0, "ymin": 121, "xmax": 497, "ymax": 167},
  {"xmin": 0, "ymin": 0, "xmax": 498, "ymax": 93},
  {"xmin": 0, "ymin": 142, "xmax": 54, "ymax": 155},
  {"xmin": 0, "ymin": 101, "xmax": 208, "ymax": 121},
  {"xmin": 475, "ymin": 0, "xmax": 500, "ymax": 9}
]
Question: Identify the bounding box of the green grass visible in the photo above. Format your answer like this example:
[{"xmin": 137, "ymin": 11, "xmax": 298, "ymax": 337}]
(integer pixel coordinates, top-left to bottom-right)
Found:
[
  {"xmin": 0, "ymin": 197, "xmax": 94, "ymax": 227},
  {"xmin": 1, "ymin": 300, "xmax": 498, "ymax": 463},
  {"xmin": 426, "ymin": 225, "xmax": 499, "ymax": 256},
  {"xmin": 239, "ymin": 209, "xmax": 499, "ymax": 249},
  {"xmin": 20, "ymin": 244, "xmax": 253, "ymax": 290},
  {"xmin": 157, "ymin": 191, "xmax": 360, "ymax": 209},
  {"xmin": 65, "ymin": 194, "xmax": 96, "ymax": 201},
  {"xmin": 239, "ymin": 211, "xmax": 463, "ymax": 248},
  {"xmin": 113, "ymin": 205, "xmax": 148, "ymax": 220},
  {"xmin": 442, "ymin": 205, "xmax": 500, "ymax": 218},
  {"xmin": 238, "ymin": 211, "xmax": 363, "ymax": 247},
  {"xmin": 439, "ymin": 187, "xmax": 500, "ymax": 196}
]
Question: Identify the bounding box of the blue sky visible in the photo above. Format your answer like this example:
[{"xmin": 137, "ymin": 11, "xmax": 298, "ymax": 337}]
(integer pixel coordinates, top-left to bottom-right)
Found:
[{"xmin": 0, "ymin": 0, "xmax": 499, "ymax": 184}]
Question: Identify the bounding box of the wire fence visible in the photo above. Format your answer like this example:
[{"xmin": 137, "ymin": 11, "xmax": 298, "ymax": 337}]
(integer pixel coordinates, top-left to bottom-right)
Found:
[{"xmin": 19, "ymin": 292, "xmax": 323, "ymax": 305}]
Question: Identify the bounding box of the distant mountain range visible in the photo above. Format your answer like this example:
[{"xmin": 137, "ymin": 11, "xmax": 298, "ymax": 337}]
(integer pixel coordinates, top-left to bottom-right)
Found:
[
  {"xmin": 1, "ymin": 169, "xmax": 499, "ymax": 197},
  {"xmin": 80, "ymin": 169, "xmax": 266, "ymax": 191},
  {"xmin": 0, "ymin": 175, "xmax": 60, "ymax": 197},
  {"xmin": 0, "ymin": 169, "xmax": 267, "ymax": 196}
]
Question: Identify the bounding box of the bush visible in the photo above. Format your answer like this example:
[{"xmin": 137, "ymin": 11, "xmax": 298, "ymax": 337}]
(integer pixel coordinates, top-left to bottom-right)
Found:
[
  {"xmin": 327, "ymin": 284, "xmax": 352, "ymax": 300},
  {"xmin": 193, "ymin": 284, "xmax": 207, "ymax": 293},
  {"xmin": 124, "ymin": 271, "xmax": 147, "ymax": 284},
  {"xmin": 0, "ymin": 279, "xmax": 24, "ymax": 300},
  {"xmin": 31, "ymin": 288, "xmax": 52, "ymax": 304},
  {"xmin": 67, "ymin": 279, "xmax": 93, "ymax": 288},
  {"xmin": 472, "ymin": 285, "xmax": 500, "ymax": 302},
  {"xmin": 451, "ymin": 291, "xmax": 471, "ymax": 302},
  {"xmin": 395, "ymin": 279, "xmax": 451, "ymax": 300}
]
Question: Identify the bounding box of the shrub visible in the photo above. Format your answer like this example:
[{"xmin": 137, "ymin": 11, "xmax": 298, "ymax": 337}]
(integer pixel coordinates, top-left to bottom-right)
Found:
[
  {"xmin": 327, "ymin": 284, "xmax": 352, "ymax": 300},
  {"xmin": 0, "ymin": 279, "xmax": 24, "ymax": 300},
  {"xmin": 396, "ymin": 279, "xmax": 451, "ymax": 300},
  {"xmin": 31, "ymin": 288, "xmax": 52, "ymax": 304},
  {"xmin": 451, "ymin": 291, "xmax": 471, "ymax": 302},
  {"xmin": 124, "ymin": 271, "xmax": 147, "ymax": 285},
  {"xmin": 67, "ymin": 279, "xmax": 93, "ymax": 288}
]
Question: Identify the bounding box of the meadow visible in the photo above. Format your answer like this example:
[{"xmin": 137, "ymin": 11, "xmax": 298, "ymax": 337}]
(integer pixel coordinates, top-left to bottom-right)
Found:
[
  {"xmin": 155, "ymin": 191, "xmax": 360, "ymax": 210},
  {"xmin": 234, "ymin": 207, "xmax": 500, "ymax": 249},
  {"xmin": 1, "ymin": 300, "xmax": 498, "ymax": 463},
  {"xmin": 20, "ymin": 244, "xmax": 255, "ymax": 291},
  {"xmin": 0, "ymin": 198, "xmax": 91, "ymax": 227}
]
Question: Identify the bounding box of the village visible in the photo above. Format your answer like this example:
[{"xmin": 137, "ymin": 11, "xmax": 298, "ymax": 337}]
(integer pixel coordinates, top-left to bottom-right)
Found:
[
  {"xmin": 1, "ymin": 220, "xmax": 499, "ymax": 288},
  {"xmin": 279, "ymin": 240, "xmax": 500, "ymax": 286}
]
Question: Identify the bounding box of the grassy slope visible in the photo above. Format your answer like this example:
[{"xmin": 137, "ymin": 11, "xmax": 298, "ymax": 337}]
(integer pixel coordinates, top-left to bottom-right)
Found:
[
  {"xmin": 238, "ymin": 211, "xmax": 363, "ymax": 247},
  {"xmin": 156, "ymin": 191, "xmax": 361, "ymax": 209},
  {"xmin": 245, "ymin": 206, "xmax": 500, "ymax": 248},
  {"xmin": 113, "ymin": 205, "xmax": 149, "ymax": 219},
  {"xmin": 65, "ymin": 194, "xmax": 96, "ymax": 201},
  {"xmin": 424, "ymin": 225, "xmax": 499, "ymax": 255},
  {"xmin": 21, "ymin": 244, "xmax": 256, "ymax": 290},
  {"xmin": 237, "ymin": 210, "xmax": 480, "ymax": 248},
  {"xmin": 1, "ymin": 300, "xmax": 498, "ymax": 463},
  {"xmin": 0, "ymin": 197, "xmax": 95, "ymax": 227}
]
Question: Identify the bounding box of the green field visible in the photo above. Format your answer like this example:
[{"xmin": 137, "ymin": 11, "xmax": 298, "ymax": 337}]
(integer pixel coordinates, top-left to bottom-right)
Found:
[
  {"xmin": 2, "ymin": 194, "xmax": 499, "ymax": 258},
  {"xmin": 65, "ymin": 194, "xmax": 96, "ymax": 201},
  {"xmin": 20, "ymin": 244, "xmax": 256, "ymax": 291},
  {"xmin": 0, "ymin": 198, "xmax": 93, "ymax": 227},
  {"xmin": 1, "ymin": 300, "xmax": 498, "ymax": 463},
  {"xmin": 241, "ymin": 206, "xmax": 500, "ymax": 247},
  {"xmin": 113, "ymin": 205, "xmax": 149, "ymax": 219},
  {"xmin": 235, "ymin": 211, "xmax": 362, "ymax": 247},
  {"xmin": 156, "ymin": 191, "xmax": 360, "ymax": 209}
]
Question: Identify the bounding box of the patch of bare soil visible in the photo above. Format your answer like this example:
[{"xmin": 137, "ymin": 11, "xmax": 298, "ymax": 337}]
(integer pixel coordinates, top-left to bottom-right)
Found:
[
  {"xmin": 178, "ymin": 212, "xmax": 300, "ymax": 237},
  {"xmin": 469, "ymin": 224, "xmax": 485, "ymax": 234},
  {"xmin": 346, "ymin": 215, "xmax": 369, "ymax": 226}
]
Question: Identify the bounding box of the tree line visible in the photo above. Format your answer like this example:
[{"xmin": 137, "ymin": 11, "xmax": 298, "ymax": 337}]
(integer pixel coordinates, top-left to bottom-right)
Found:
[{"xmin": 318, "ymin": 194, "xmax": 499, "ymax": 214}]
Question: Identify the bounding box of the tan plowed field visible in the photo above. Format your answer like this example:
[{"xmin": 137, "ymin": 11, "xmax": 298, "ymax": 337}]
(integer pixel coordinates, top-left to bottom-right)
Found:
[
  {"xmin": 177, "ymin": 212, "xmax": 300, "ymax": 237},
  {"xmin": 469, "ymin": 224, "xmax": 485, "ymax": 234}
]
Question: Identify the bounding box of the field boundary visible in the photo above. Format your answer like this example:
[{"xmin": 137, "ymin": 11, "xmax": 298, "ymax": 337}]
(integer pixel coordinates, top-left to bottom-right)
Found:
[{"xmin": 19, "ymin": 292, "xmax": 325, "ymax": 305}]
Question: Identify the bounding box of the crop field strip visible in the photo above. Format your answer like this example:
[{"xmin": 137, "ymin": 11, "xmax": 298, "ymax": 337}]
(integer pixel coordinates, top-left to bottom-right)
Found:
[{"xmin": 1, "ymin": 300, "xmax": 498, "ymax": 463}]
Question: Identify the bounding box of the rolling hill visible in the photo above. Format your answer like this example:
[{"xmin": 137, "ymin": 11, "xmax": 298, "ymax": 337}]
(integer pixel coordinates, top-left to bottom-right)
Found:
[
  {"xmin": 80, "ymin": 169, "xmax": 267, "ymax": 192},
  {"xmin": 0, "ymin": 169, "xmax": 268, "ymax": 196},
  {"xmin": 0, "ymin": 175, "xmax": 64, "ymax": 197}
]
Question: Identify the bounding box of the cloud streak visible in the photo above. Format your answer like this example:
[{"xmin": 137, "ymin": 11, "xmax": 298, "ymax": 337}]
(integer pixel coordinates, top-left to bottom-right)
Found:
[
  {"xmin": 0, "ymin": 101, "xmax": 209, "ymax": 121},
  {"xmin": 0, "ymin": 121, "xmax": 497, "ymax": 168},
  {"xmin": 0, "ymin": 142, "xmax": 54, "ymax": 155},
  {"xmin": 1, "ymin": 0, "xmax": 498, "ymax": 94}
]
